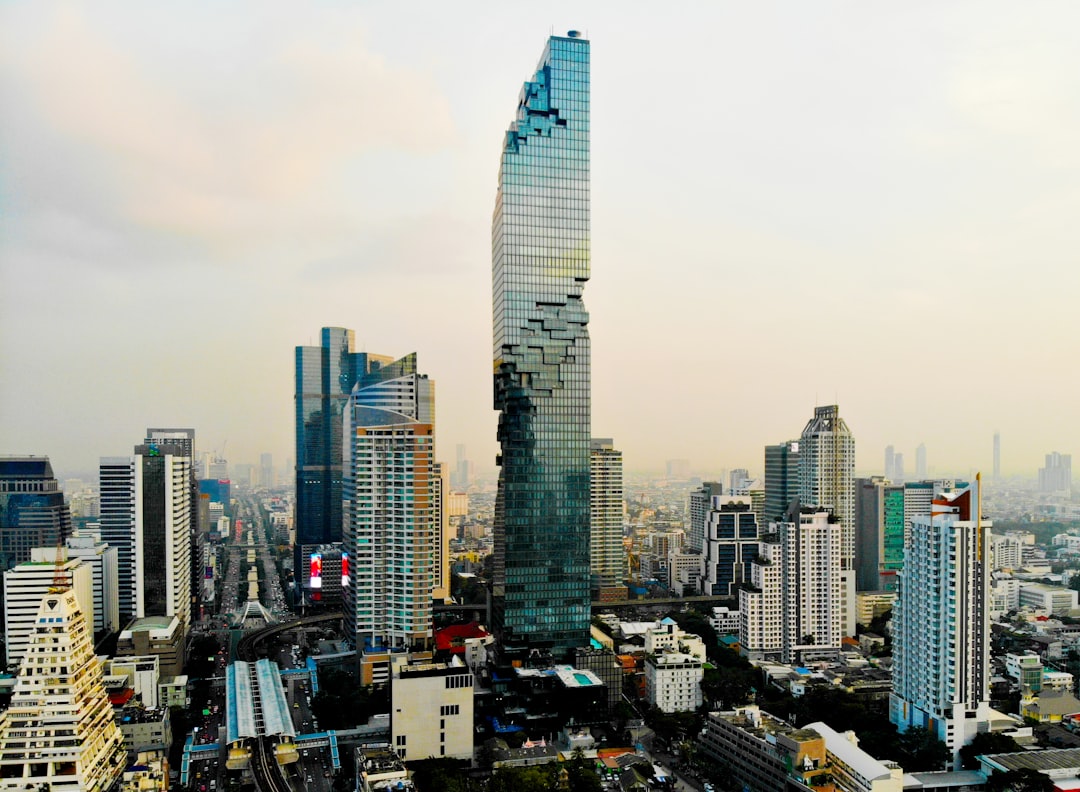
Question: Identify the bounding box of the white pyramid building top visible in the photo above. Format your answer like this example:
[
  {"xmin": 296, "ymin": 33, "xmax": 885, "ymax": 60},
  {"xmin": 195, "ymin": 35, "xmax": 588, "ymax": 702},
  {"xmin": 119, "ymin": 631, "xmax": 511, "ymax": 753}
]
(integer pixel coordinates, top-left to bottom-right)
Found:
[{"xmin": 0, "ymin": 587, "xmax": 127, "ymax": 792}]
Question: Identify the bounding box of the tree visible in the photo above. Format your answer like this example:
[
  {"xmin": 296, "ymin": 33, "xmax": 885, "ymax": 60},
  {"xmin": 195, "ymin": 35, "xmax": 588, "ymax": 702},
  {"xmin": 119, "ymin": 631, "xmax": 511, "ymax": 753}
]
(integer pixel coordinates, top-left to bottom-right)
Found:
[
  {"xmin": 487, "ymin": 764, "xmax": 560, "ymax": 792},
  {"xmin": 985, "ymin": 768, "xmax": 1054, "ymax": 792},
  {"xmin": 959, "ymin": 731, "xmax": 1022, "ymax": 770},
  {"xmin": 566, "ymin": 747, "xmax": 603, "ymax": 792},
  {"xmin": 894, "ymin": 727, "xmax": 950, "ymax": 772}
]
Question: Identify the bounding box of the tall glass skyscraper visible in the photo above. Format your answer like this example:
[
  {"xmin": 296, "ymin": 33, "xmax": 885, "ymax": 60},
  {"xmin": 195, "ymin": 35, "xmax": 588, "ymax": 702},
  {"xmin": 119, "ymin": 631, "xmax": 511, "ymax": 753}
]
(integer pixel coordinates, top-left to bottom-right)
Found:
[{"xmin": 492, "ymin": 32, "xmax": 591, "ymax": 655}]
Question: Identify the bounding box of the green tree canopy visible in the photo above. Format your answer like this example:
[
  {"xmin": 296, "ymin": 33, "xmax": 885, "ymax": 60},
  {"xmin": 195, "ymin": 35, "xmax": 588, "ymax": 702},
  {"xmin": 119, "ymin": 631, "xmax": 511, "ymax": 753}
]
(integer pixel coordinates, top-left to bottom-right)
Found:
[{"xmin": 959, "ymin": 731, "xmax": 1022, "ymax": 770}]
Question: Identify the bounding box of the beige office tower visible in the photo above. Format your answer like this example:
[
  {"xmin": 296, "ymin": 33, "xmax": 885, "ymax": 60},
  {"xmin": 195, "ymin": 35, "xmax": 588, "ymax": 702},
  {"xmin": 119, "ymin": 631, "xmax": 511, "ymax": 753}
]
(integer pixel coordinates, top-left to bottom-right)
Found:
[
  {"xmin": 0, "ymin": 588, "xmax": 126, "ymax": 792},
  {"xmin": 590, "ymin": 438, "xmax": 626, "ymax": 602}
]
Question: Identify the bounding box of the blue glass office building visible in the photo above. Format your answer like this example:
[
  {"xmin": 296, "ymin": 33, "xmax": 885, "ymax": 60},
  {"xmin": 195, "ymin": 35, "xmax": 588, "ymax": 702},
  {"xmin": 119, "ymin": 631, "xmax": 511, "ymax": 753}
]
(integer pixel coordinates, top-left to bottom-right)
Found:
[
  {"xmin": 295, "ymin": 327, "xmax": 388, "ymax": 595},
  {"xmin": 492, "ymin": 32, "xmax": 591, "ymax": 655}
]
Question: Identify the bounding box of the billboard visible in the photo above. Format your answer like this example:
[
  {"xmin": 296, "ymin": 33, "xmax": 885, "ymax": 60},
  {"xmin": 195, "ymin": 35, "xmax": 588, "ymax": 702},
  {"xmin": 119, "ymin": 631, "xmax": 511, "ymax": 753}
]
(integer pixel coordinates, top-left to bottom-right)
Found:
[
  {"xmin": 341, "ymin": 552, "xmax": 349, "ymax": 587},
  {"xmin": 309, "ymin": 553, "xmax": 322, "ymax": 589}
]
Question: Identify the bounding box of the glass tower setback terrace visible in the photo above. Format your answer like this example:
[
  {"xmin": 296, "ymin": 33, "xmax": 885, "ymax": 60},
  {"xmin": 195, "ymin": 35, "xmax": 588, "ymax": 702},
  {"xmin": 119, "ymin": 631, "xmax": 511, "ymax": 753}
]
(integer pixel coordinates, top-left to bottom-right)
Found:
[{"xmin": 492, "ymin": 32, "xmax": 591, "ymax": 655}]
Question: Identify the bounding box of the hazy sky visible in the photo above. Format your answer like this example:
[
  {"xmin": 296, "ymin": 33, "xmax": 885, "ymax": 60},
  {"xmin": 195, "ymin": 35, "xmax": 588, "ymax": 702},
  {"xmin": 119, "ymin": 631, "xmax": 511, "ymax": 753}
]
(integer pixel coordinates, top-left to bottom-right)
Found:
[{"xmin": 3, "ymin": 1, "xmax": 1079, "ymax": 481}]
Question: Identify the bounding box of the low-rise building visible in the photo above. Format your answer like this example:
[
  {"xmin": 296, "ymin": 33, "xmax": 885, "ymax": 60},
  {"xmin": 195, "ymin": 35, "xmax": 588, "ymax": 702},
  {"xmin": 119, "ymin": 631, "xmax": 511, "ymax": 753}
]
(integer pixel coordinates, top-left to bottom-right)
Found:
[
  {"xmin": 116, "ymin": 706, "xmax": 172, "ymax": 752},
  {"xmin": 644, "ymin": 652, "xmax": 703, "ymax": 713},
  {"xmin": 1018, "ymin": 583, "xmax": 1079, "ymax": 616},
  {"xmin": 390, "ymin": 655, "xmax": 473, "ymax": 761}
]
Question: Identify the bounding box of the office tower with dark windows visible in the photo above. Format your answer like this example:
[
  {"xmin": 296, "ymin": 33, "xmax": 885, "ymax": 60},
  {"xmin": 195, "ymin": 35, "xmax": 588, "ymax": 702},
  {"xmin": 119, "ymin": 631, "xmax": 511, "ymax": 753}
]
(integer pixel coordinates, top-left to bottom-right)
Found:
[
  {"xmin": 295, "ymin": 327, "xmax": 389, "ymax": 592},
  {"xmin": 0, "ymin": 456, "xmax": 71, "ymax": 574},
  {"xmin": 764, "ymin": 441, "xmax": 799, "ymax": 524},
  {"xmin": 590, "ymin": 438, "xmax": 625, "ymax": 600},
  {"xmin": 343, "ymin": 353, "xmax": 436, "ymax": 651},
  {"xmin": 491, "ymin": 31, "xmax": 591, "ymax": 655},
  {"xmin": 854, "ymin": 477, "xmax": 904, "ymax": 593},
  {"xmin": 700, "ymin": 496, "xmax": 759, "ymax": 597},
  {"xmin": 688, "ymin": 482, "xmax": 723, "ymax": 554},
  {"xmin": 99, "ymin": 443, "xmax": 192, "ymax": 631}
]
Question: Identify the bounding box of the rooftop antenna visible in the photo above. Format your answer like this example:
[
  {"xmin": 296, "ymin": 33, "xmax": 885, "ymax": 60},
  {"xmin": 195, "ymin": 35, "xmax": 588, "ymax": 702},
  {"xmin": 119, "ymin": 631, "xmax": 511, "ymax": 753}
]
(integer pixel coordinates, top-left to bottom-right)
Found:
[{"xmin": 50, "ymin": 536, "xmax": 68, "ymax": 594}]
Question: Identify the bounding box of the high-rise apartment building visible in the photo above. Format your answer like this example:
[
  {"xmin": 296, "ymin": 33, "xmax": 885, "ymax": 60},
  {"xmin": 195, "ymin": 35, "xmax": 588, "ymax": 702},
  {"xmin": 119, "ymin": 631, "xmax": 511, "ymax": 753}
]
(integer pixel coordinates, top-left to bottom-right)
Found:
[
  {"xmin": 740, "ymin": 508, "xmax": 844, "ymax": 664},
  {"xmin": 0, "ymin": 587, "xmax": 127, "ymax": 792},
  {"xmin": 0, "ymin": 456, "xmax": 71, "ymax": 574},
  {"xmin": 98, "ymin": 442, "xmax": 192, "ymax": 631},
  {"xmin": 700, "ymin": 496, "xmax": 758, "ymax": 597},
  {"xmin": 688, "ymin": 481, "xmax": 723, "ymax": 554},
  {"xmin": 491, "ymin": 32, "xmax": 592, "ymax": 655},
  {"xmin": 1039, "ymin": 452, "xmax": 1072, "ymax": 494},
  {"xmin": 884, "ymin": 445, "xmax": 895, "ymax": 482},
  {"xmin": 343, "ymin": 353, "xmax": 436, "ymax": 651},
  {"xmin": 590, "ymin": 438, "xmax": 625, "ymax": 598},
  {"xmin": 763, "ymin": 441, "xmax": 799, "ymax": 524},
  {"xmin": 798, "ymin": 406, "xmax": 855, "ymax": 566},
  {"xmin": 295, "ymin": 327, "xmax": 392, "ymax": 581},
  {"xmin": 890, "ymin": 480, "xmax": 993, "ymax": 766}
]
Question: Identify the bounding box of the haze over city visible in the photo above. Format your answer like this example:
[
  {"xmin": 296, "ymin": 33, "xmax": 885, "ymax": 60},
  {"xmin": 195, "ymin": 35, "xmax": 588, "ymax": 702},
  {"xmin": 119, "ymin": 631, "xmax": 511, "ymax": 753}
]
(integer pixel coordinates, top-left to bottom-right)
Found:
[{"xmin": 3, "ymin": 1, "xmax": 1079, "ymax": 478}]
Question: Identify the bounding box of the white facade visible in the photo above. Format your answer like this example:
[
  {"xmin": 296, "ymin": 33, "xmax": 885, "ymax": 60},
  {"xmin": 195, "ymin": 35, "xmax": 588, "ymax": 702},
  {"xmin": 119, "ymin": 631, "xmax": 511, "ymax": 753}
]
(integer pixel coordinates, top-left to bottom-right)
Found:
[
  {"xmin": 390, "ymin": 656, "xmax": 473, "ymax": 761},
  {"xmin": 1018, "ymin": 583, "xmax": 1078, "ymax": 616},
  {"xmin": 645, "ymin": 652, "xmax": 703, "ymax": 713},
  {"xmin": 739, "ymin": 509, "xmax": 843, "ymax": 664},
  {"xmin": 710, "ymin": 606, "xmax": 740, "ymax": 636},
  {"xmin": 889, "ymin": 482, "xmax": 994, "ymax": 767},
  {"xmin": 644, "ymin": 620, "xmax": 707, "ymax": 661},
  {"xmin": 590, "ymin": 438, "xmax": 625, "ymax": 592},
  {"xmin": 0, "ymin": 588, "xmax": 126, "ymax": 792},
  {"xmin": 343, "ymin": 358, "xmax": 436, "ymax": 651},
  {"xmin": 3, "ymin": 557, "xmax": 93, "ymax": 668},
  {"xmin": 106, "ymin": 655, "xmax": 161, "ymax": 709},
  {"xmin": 65, "ymin": 535, "xmax": 120, "ymax": 634},
  {"xmin": 740, "ymin": 539, "xmax": 784, "ymax": 662},
  {"xmin": 990, "ymin": 533, "xmax": 1023, "ymax": 570}
]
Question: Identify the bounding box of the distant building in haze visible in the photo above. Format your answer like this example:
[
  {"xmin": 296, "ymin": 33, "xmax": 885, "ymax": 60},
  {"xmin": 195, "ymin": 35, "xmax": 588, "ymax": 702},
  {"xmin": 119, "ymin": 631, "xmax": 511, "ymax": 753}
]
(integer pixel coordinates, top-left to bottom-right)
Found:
[
  {"xmin": 260, "ymin": 452, "xmax": 274, "ymax": 489},
  {"xmin": 993, "ymin": 432, "xmax": 1001, "ymax": 480},
  {"xmin": 1039, "ymin": 452, "xmax": 1072, "ymax": 495},
  {"xmin": 0, "ymin": 456, "xmax": 71, "ymax": 574},
  {"xmin": 915, "ymin": 443, "xmax": 927, "ymax": 479},
  {"xmin": 491, "ymin": 31, "xmax": 592, "ymax": 656},
  {"xmin": 666, "ymin": 460, "xmax": 690, "ymax": 480}
]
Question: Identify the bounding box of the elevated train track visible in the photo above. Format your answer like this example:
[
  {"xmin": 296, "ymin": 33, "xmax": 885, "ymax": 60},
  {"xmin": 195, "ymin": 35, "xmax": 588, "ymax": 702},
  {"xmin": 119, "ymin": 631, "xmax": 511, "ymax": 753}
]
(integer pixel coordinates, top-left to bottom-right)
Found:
[{"xmin": 235, "ymin": 613, "xmax": 342, "ymax": 792}]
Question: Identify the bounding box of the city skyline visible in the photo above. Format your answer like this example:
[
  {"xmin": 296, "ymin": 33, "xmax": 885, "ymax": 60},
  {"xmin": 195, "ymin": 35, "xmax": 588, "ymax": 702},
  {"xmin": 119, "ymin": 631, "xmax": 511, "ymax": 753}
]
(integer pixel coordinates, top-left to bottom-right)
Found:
[{"xmin": 4, "ymin": 3, "xmax": 1080, "ymax": 479}]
